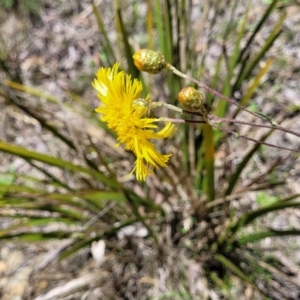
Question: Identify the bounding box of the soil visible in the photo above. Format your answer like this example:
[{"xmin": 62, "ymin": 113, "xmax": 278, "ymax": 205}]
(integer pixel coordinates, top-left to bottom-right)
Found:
[{"xmin": 0, "ymin": 0, "xmax": 300, "ymax": 299}]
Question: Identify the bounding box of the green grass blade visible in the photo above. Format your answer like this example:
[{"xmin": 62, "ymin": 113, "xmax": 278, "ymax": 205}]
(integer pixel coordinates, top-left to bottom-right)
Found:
[
  {"xmin": 0, "ymin": 140, "xmax": 117, "ymax": 188},
  {"xmin": 121, "ymin": 188, "xmax": 159, "ymax": 246},
  {"xmin": 230, "ymin": 200, "xmax": 300, "ymax": 238},
  {"xmin": 163, "ymin": 0, "xmax": 173, "ymax": 63},
  {"xmin": 60, "ymin": 216, "xmax": 152, "ymax": 259},
  {"xmin": 5, "ymin": 80, "xmax": 59, "ymax": 103},
  {"xmin": 65, "ymin": 190, "xmax": 160, "ymax": 211},
  {"xmin": 128, "ymin": 190, "xmax": 164, "ymax": 213},
  {"xmin": 280, "ymin": 193, "xmax": 300, "ymax": 202},
  {"xmin": 205, "ymin": 56, "xmax": 222, "ymax": 107},
  {"xmin": 0, "ymin": 197, "xmax": 34, "ymax": 207},
  {"xmin": 234, "ymin": 12, "xmax": 285, "ymax": 90},
  {"xmin": 241, "ymin": 57, "xmax": 273, "ymax": 106},
  {"xmin": 115, "ymin": 7, "xmax": 138, "ymax": 78},
  {"xmin": 238, "ymin": 229, "xmax": 300, "ymax": 245},
  {"xmin": 0, "ymin": 183, "xmax": 45, "ymax": 194},
  {"xmin": 0, "ymin": 196, "xmax": 82, "ymax": 211},
  {"xmin": 224, "ymin": 128, "xmax": 275, "ymax": 196},
  {"xmin": 213, "ymin": 0, "xmax": 239, "ymax": 119},
  {"xmin": 202, "ymin": 124, "xmax": 215, "ymax": 201},
  {"xmin": 214, "ymin": 254, "xmax": 251, "ymax": 283},
  {"xmin": 0, "ymin": 232, "xmax": 74, "ymax": 241},
  {"xmin": 146, "ymin": 0, "xmax": 154, "ymax": 49},
  {"xmin": 6, "ymin": 93, "xmax": 76, "ymax": 150},
  {"xmin": 0, "ymin": 219, "xmax": 76, "ymax": 238},
  {"xmin": 229, "ymin": 4, "xmax": 249, "ymax": 70},
  {"xmin": 53, "ymin": 189, "xmax": 161, "ymax": 212},
  {"xmin": 92, "ymin": 1, "xmax": 116, "ymax": 65},
  {"xmin": 59, "ymin": 236, "xmax": 99, "ymax": 260},
  {"xmin": 179, "ymin": 124, "xmax": 189, "ymax": 173},
  {"xmin": 36, "ymin": 205, "xmax": 84, "ymax": 220},
  {"xmin": 0, "ymin": 189, "xmax": 110, "ymax": 211},
  {"xmin": 232, "ymin": 58, "xmax": 273, "ymax": 118},
  {"xmin": 214, "ymin": 254, "xmax": 267, "ymax": 297},
  {"xmin": 237, "ymin": 0, "xmax": 279, "ymax": 63},
  {"xmin": 25, "ymin": 159, "xmax": 74, "ymax": 191},
  {"xmin": 154, "ymin": 0, "xmax": 164, "ymax": 52}
]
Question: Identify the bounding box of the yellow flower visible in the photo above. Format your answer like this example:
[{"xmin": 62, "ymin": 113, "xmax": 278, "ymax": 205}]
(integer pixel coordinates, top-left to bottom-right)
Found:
[{"xmin": 93, "ymin": 63, "xmax": 176, "ymax": 181}]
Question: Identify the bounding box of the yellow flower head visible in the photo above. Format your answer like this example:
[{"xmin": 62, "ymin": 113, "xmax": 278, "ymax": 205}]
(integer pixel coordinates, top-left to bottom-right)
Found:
[{"xmin": 93, "ymin": 63, "xmax": 176, "ymax": 181}]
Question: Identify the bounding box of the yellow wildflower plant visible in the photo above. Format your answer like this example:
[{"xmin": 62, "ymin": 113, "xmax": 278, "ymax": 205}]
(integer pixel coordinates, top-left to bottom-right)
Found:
[{"xmin": 93, "ymin": 63, "xmax": 176, "ymax": 181}]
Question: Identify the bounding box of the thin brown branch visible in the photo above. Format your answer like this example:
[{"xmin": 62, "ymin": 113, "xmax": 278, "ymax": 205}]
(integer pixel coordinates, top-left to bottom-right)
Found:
[
  {"xmin": 166, "ymin": 63, "xmax": 300, "ymax": 142},
  {"xmin": 166, "ymin": 63, "xmax": 269, "ymax": 122},
  {"xmin": 208, "ymin": 115, "xmax": 300, "ymax": 139},
  {"xmin": 162, "ymin": 117, "xmax": 300, "ymax": 153},
  {"xmin": 215, "ymin": 123, "xmax": 299, "ymax": 153}
]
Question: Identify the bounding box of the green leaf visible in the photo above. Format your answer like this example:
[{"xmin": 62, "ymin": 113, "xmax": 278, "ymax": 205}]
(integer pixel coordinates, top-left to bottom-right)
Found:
[
  {"xmin": 233, "ymin": 58, "xmax": 274, "ymax": 118},
  {"xmin": 59, "ymin": 236, "xmax": 100, "ymax": 260},
  {"xmin": 146, "ymin": 0, "xmax": 154, "ymax": 49},
  {"xmin": 214, "ymin": 254, "xmax": 267, "ymax": 298},
  {"xmin": 229, "ymin": 5, "xmax": 249, "ymax": 70},
  {"xmin": 59, "ymin": 217, "xmax": 151, "ymax": 259},
  {"xmin": 92, "ymin": 2, "xmax": 116, "ymax": 65},
  {"xmin": 224, "ymin": 128, "xmax": 275, "ymax": 196},
  {"xmin": 115, "ymin": 6, "xmax": 138, "ymax": 78},
  {"xmin": 238, "ymin": 229, "xmax": 300, "ymax": 245},
  {"xmin": 84, "ymin": 189, "xmax": 161, "ymax": 211},
  {"xmin": 0, "ymin": 183, "xmax": 45, "ymax": 194},
  {"xmin": 0, "ymin": 140, "xmax": 117, "ymax": 189},
  {"xmin": 0, "ymin": 232, "xmax": 73, "ymax": 242},
  {"xmin": 202, "ymin": 124, "xmax": 215, "ymax": 201},
  {"xmin": 0, "ymin": 218, "xmax": 76, "ymax": 239},
  {"xmin": 236, "ymin": 0, "xmax": 279, "ymax": 64},
  {"xmin": 230, "ymin": 200, "xmax": 300, "ymax": 239},
  {"xmin": 234, "ymin": 11, "xmax": 285, "ymax": 90},
  {"xmin": 5, "ymin": 80, "xmax": 59, "ymax": 103}
]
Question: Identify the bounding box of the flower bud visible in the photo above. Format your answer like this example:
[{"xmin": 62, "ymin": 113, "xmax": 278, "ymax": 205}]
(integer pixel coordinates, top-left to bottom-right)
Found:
[
  {"xmin": 178, "ymin": 87, "xmax": 204, "ymax": 112},
  {"xmin": 133, "ymin": 49, "xmax": 166, "ymax": 74},
  {"xmin": 132, "ymin": 98, "xmax": 149, "ymax": 115}
]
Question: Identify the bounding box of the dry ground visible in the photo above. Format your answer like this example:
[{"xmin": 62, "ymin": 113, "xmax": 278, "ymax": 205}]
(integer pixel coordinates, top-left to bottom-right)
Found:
[{"xmin": 1, "ymin": 0, "xmax": 300, "ymax": 299}]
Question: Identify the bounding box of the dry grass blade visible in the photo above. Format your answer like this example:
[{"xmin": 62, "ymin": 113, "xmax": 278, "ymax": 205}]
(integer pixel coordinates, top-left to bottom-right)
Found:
[{"xmin": 33, "ymin": 272, "xmax": 107, "ymax": 300}]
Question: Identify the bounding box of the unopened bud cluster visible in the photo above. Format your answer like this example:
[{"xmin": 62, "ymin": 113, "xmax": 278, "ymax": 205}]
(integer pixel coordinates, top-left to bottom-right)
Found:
[
  {"xmin": 133, "ymin": 50, "xmax": 207, "ymax": 118},
  {"xmin": 133, "ymin": 49, "xmax": 166, "ymax": 74}
]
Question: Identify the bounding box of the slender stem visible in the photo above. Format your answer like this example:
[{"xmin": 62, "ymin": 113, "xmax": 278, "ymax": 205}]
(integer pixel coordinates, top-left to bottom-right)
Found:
[
  {"xmin": 162, "ymin": 117, "xmax": 206, "ymax": 124},
  {"xmin": 208, "ymin": 115, "xmax": 300, "ymax": 139},
  {"xmin": 214, "ymin": 124, "xmax": 299, "ymax": 153},
  {"xmin": 160, "ymin": 117, "xmax": 299, "ymax": 153},
  {"xmin": 150, "ymin": 102, "xmax": 183, "ymax": 113},
  {"xmin": 156, "ymin": 98, "xmax": 300, "ymax": 139},
  {"xmin": 166, "ymin": 63, "xmax": 274, "ymax": 123}
]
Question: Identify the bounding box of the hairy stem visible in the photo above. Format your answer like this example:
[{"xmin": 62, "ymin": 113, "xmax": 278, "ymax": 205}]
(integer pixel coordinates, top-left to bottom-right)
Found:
[
  {"xmin": 165, "ymin": 63, "xmax": 284, "ymax": 125},
  {"xmin": 161, "ymin": 117, "xmax": 299, "ymax": 153}
]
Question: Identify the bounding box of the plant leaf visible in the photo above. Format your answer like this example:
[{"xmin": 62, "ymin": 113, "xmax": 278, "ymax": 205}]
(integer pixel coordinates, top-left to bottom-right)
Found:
[
  {"xmin": 214, "ymin": 254, "xmax": 267, "ymax": 298},
  {"xmin": 238, "ymin": 229, "xmax": 300, "ymax": 245},
  {"xmin": 0, "ymin": 140, "xmax": 117, "ymax": 188}
]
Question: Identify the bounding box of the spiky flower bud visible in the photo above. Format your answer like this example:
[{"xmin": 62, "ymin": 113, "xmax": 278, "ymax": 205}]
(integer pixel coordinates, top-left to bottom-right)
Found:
[
  {"xmin": 178, "ymin": 87, "xmax": 204, "ymax": 112},
  {"xmin": 133, "ymin": 49, "xmax": 166, "ymax": 74}
]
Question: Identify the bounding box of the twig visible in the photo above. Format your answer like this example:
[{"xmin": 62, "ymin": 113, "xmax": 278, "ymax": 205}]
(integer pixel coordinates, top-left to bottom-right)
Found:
[
  {"xmin": 208, "ymin": 115, "xmax": 300, "ymax": 139},
  {"xmin": 166, "ymin": 63, "xmax": 300, "ymax": 142},
  {"xmin": 166, "ymin": 63, "xmax": 269, "ymax": 122},
  {"xmin": 155, "ymin": 97, "xmax": 300, "ymax": 140},
  {"xmin": 161, "ymin": 117, "xmax": 300, "ymax": 153}
]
